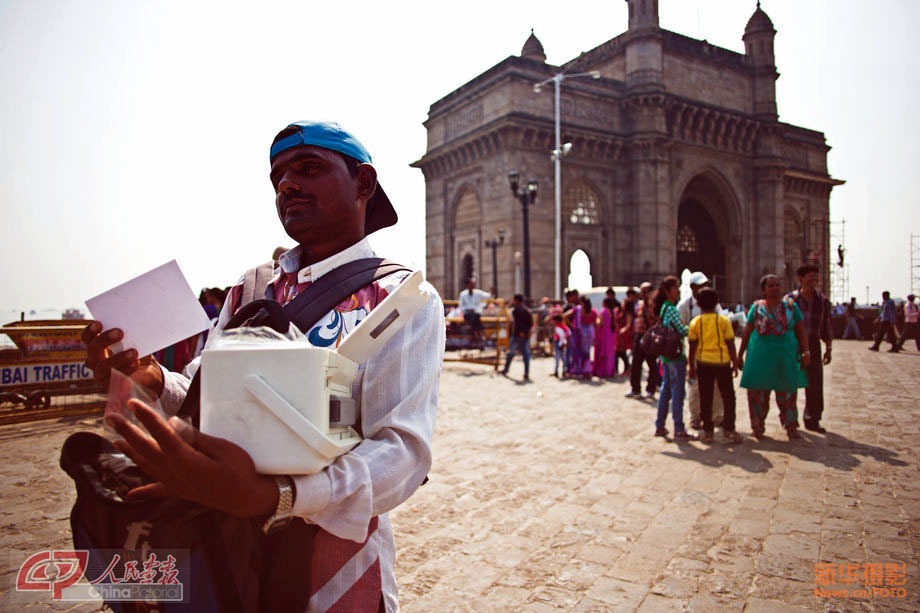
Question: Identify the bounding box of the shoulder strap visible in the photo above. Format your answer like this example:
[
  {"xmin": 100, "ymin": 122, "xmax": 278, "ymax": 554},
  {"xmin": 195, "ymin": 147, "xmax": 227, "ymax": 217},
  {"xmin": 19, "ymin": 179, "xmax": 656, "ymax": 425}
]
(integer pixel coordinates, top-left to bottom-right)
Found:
[
  {"xmin": 283, "ymin": 258, "xmax": 411, "ymax": 333},
  {"xmin": 241, "ymin": 261, "xmax": 275, "ymax": 307}
]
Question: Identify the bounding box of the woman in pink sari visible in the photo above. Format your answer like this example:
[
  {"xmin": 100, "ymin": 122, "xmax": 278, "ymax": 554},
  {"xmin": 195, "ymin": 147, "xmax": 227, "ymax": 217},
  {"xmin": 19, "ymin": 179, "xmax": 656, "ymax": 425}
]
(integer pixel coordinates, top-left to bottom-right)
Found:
[
  {"xmin": 594, "ymin": 296, "xmax": 618, "ymax": 377},
  {"xmin": 576, "ymin": 296, "xmax": 598, "ymax": 377}
]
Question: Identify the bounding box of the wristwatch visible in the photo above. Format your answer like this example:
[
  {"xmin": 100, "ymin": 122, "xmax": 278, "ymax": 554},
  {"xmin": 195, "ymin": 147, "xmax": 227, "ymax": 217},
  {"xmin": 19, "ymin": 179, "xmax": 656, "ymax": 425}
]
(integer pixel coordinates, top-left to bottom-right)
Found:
[{"xmin": 262, "ymin": 476, "xmax": 295, "ymax": 534}]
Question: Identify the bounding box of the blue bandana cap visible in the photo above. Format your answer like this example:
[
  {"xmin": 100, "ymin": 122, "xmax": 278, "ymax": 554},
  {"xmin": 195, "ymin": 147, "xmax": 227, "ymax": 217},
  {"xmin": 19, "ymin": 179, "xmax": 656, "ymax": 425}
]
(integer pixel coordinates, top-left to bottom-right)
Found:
[
  {"xmin": 269, "ymin": 121, "xmax": 397, "ymax": 234},
  {"xmin": 270, "ymin": 120, "xmax": 373, "ymax": 164}
]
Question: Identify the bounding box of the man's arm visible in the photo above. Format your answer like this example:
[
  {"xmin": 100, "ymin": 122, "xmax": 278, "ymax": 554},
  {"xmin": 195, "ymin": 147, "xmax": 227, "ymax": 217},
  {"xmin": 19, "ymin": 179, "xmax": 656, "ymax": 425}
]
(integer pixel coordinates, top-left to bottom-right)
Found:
[{"xmin": 289, "ymin": 284, "xmax": 445, "ymax": 542}]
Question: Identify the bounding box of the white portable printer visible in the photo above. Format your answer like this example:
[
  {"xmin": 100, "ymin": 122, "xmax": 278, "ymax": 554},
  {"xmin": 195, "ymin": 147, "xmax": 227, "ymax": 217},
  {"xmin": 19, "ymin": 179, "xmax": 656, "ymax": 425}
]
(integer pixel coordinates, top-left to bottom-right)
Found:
[{"xmin": 199, "ymin": 271, "xmax": 427, "ymax": 474}]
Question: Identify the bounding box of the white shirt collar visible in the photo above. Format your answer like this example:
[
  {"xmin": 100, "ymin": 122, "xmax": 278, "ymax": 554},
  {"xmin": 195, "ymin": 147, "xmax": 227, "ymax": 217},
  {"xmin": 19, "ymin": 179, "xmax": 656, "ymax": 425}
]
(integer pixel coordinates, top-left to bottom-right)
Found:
[{"xmin": 276, "ymin": 237, "xmax": 376, "ymax": 284}]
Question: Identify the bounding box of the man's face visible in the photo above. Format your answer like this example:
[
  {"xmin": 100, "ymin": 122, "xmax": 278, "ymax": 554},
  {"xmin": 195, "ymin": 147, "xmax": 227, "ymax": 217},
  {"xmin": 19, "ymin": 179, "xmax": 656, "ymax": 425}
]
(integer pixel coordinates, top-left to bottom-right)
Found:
[
  {"xmin": 270, "ymin": 146, "xmax": 370, "ymax": 246},
  {"xmin": 799, "ymin": 271, "xmax": 819, "ymax": 290}
]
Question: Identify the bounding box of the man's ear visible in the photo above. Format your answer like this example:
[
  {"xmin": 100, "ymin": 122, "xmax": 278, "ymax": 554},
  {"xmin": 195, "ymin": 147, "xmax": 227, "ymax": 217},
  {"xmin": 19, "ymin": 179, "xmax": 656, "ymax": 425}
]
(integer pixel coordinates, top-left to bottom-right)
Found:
[{"xmin": 355, "ymin": 164, "xmax": 378, "ymax": 201}]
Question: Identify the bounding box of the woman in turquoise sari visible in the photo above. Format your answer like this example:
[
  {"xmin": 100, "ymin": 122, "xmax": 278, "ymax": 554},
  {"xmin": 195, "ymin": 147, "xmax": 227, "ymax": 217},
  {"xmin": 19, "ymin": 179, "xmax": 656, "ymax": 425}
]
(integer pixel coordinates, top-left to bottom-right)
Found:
[{"xmin": 738, "ymin": 274, "xmax": 811, "ymax": 440}]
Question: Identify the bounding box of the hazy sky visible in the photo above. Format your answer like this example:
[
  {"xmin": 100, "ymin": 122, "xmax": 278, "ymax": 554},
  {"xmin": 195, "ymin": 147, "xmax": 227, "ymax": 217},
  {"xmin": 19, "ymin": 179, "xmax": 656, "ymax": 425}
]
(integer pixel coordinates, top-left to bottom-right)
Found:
[{"xmin": 1, "ymin": 0, "xmax": 918, "ymax": 319}]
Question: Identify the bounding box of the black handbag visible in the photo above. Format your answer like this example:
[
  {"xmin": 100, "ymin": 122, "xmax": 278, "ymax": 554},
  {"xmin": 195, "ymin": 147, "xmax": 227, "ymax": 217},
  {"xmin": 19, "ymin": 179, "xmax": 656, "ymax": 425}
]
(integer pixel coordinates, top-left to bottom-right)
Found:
[{"xmin": 639, "ymin": 321, "xmax": 682, "ymax": 359}]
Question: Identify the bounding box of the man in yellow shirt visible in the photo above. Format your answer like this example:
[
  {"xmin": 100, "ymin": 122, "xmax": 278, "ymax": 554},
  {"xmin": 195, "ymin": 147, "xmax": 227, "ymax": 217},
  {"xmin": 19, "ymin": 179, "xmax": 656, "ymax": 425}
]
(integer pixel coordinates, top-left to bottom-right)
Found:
[{"xmin": 688, "ymin": 288, "xmax": 742, "ymax": 444}]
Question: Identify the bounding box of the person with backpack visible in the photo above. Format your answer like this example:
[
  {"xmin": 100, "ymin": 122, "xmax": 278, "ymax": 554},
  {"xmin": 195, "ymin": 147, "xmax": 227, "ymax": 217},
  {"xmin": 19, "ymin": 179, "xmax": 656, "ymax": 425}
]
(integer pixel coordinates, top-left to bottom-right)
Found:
[
  {"xmin": 687, "ymin": 288, "xmax": 742, "ymax": 444},
  {"xmin": 738, "ymin": 274, "xmax": 810, "ymax": 440},
  {"xmin": 653, "ymin": 276, "xmax": 697, "ymax": 441},
  {"xmin": 81, "ymin": 120, "xmax": 444, "ymax": 612}
]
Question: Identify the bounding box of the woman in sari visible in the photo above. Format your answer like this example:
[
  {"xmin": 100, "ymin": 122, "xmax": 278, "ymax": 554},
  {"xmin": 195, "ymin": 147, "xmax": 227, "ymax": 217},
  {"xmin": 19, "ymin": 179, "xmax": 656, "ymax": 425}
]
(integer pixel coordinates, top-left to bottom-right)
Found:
[
  {"xmin": 574, "ymin": 296, "xmax": 598, "ymax": 377},
  {"xmin": 738, "ymin": 274, "xmax": 810, "ymax": 440},
  {"xmin": 564, "ymin": 290, "xmax": 581, "ymax": 377},
  {"xmin": 593, "ymin": 296, "xmax": 618, "ymax": 377}
]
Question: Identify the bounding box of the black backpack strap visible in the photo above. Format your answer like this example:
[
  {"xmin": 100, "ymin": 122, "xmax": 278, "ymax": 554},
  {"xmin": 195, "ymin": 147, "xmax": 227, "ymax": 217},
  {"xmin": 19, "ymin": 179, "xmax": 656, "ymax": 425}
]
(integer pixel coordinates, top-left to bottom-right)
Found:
[
  {"xmin": 282, "ymin": 258, "xmax": 411, "ymax": 333},
  {"xmin": 240, "ymin": 261, "xmax": 275, "ymax": 308}
]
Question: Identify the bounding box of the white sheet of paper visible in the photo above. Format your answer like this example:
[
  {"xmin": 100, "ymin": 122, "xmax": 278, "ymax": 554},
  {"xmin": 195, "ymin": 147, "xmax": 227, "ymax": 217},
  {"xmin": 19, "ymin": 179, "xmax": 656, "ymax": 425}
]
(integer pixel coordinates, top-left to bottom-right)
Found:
[{"xmin": 85, "ymin": 260, "xmax": 210, "ymax": 358}]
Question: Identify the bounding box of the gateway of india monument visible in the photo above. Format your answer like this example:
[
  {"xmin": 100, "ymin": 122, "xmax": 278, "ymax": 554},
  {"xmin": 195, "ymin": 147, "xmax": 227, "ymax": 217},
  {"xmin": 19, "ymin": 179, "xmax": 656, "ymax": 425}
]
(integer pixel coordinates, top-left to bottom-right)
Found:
[{"xmin": 412, "ymin": 0, "xmax": 844, "ymax": 304}]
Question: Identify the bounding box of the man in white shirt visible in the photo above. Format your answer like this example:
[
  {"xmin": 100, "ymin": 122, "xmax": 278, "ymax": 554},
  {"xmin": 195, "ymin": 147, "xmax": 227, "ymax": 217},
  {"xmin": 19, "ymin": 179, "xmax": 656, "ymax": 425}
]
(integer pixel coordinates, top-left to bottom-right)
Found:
[
  {"xmin": 678, "ymin": 271, "xmax": 726, "ymax": 430},
  {"xmin": 83, "ymin": 120, "xmax": 443, "ymax": 611},
  {"xmin": 458, "ymin": 278, "xmax": 491, "ymax": 345},
  {"xmin": 899, "ymin": 294, "xmax": 919, "ymax": 351}
]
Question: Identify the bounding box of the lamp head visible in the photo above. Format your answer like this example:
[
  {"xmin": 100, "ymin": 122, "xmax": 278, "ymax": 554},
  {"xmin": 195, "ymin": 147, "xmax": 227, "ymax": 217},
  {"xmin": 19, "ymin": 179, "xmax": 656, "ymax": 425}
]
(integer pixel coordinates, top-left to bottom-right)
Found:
[
  {"xmin": 527, "ymin": 178, "xmax": 538, "ymax": 201},
  {"xmin": 508, "ymin": 169, "xmax": 520, "ymax": 192}
]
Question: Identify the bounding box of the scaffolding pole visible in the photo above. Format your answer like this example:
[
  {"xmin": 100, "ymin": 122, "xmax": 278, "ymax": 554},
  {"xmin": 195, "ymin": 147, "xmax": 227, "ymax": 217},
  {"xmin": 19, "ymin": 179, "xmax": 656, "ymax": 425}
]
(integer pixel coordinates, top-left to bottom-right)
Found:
[
  {"xmin": 829, "ymin": 219, "xmax": 849, "ymax": 304},
  {"xmin": 912, "ymin": 234, "xmax": 920, "ymax": 295}
]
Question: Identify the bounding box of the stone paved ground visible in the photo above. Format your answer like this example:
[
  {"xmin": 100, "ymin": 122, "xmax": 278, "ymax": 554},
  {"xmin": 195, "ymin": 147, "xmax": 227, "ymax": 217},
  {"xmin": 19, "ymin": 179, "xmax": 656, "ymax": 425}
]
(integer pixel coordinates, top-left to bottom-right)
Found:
[{"xmin": 0, "ymin": 341, "xmax": 917, "ymax": 611}]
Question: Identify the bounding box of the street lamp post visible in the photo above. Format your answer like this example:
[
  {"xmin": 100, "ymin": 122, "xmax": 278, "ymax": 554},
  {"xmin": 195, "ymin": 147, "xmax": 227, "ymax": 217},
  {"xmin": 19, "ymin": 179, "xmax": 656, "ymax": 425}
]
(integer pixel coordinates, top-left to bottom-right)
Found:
[
  {"xmin": 533, "ymin": 69, "xmax": 600, "ymax": 300},
  {"xmin": 484, "ymin": 230, "xmax": 505, "ymax": 297},
  {"xmin": 508, "ymin": 170, "xmax": 538, "ymax": 300}
]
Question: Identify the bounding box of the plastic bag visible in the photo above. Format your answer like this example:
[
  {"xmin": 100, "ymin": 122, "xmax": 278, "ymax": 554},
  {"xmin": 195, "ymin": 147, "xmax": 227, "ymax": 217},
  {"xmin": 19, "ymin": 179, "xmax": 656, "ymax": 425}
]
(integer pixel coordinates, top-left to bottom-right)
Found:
[
  {"xmin": 204, "ymin": 323, "xmax": 307, "ymax": 350},
  {"xmin": 103, "ymin": 369, "xmax": 173, "ymax": 441}
]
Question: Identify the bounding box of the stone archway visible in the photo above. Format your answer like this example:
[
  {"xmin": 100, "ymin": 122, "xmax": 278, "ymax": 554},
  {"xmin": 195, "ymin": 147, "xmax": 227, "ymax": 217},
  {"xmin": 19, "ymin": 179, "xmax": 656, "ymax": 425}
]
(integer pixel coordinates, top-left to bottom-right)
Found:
[
  {"xmin": 562, "ymin": 180, "xmax": 605, "ymax": 290},
  {"xmin": 451, "ymin": 187, "xmax": 482, "ymax": 298},
  {"xmin": 675, "ymin": 173, "xmax": 739, "ymax": 303}
]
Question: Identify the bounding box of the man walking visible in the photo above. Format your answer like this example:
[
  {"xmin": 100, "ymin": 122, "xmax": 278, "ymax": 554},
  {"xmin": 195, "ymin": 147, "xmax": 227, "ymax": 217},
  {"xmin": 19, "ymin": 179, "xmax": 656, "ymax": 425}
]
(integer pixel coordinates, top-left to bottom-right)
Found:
[
  {"xmin": 787, "ymin": 264, "xmax": 833, "ymax": 433},
  {"xmin": 869, "ymin": 291, "xmax": 900, "ymax": 352},
  {"xmin": 842, "ymin": 297, "xmax": 861, "ymax": 339},
  {"xmin": 502, "ymin": 293, "xmax": 533, "ymax": 380}
]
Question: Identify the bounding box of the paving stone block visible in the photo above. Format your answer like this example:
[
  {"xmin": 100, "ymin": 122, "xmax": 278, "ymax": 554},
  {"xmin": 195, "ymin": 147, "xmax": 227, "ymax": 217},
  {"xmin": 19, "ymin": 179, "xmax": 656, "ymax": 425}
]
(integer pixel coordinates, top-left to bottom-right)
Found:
[{"xmin": 584, "ymin": 576, "xmax": 648, "ymax": 609}]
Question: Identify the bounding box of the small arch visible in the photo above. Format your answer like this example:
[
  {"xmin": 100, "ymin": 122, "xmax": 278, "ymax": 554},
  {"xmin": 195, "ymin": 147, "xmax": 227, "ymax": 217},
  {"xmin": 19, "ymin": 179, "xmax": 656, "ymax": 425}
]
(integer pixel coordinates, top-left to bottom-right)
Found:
[
  {"xmin": 460, "ymin": 254, "xmax": 475, "ymax": 288},
  {"xmin": 568, "ymin": 249, "xmax": 593, "ymax": 290}
]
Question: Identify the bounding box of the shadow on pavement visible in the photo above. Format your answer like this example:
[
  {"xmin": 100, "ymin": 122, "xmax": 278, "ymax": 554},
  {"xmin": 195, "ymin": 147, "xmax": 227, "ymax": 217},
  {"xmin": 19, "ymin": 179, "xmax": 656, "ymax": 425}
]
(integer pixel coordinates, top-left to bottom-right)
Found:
[
  {"xmin": 660, "ymin": 439, "xmax": 774, "ymax": 473},
  {"xmin": 744, "ymin": 430, "xmax": 908, "ymax": 470},
  {"xmin": 661, "ymin": 429, "xmax": 907, "ymax": 472}
]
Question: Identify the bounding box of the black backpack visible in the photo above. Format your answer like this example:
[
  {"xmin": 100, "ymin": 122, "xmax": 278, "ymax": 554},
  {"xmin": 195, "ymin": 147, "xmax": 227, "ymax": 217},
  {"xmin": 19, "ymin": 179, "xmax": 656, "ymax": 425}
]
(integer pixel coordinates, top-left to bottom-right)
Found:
[{"xmin": 61, "ymin": 258, "xmax": 410, "ymax": 612}]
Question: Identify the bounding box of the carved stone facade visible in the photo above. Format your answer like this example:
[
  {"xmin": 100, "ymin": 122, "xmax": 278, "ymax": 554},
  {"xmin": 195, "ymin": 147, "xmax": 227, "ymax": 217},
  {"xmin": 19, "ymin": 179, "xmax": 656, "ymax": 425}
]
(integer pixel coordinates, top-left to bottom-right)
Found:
[{"xmin": 412, "ymin": 1, "xmax": 843, "ymax": 304}]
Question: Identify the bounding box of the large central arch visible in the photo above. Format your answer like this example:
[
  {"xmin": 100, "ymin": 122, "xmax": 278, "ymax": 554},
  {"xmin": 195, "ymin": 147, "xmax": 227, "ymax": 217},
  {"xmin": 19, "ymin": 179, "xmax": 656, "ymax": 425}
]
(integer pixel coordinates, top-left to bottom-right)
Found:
[{"xmin": 675, "ymin": 170, "xmax": 742, "ymax": 304}]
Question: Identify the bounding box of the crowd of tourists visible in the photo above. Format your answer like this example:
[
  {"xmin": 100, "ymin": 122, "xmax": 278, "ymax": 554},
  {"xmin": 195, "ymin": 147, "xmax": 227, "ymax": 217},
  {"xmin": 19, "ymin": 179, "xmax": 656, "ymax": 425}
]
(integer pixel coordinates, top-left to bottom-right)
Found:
[{"xmin": 498, "ymin": 264, "xmax": 850, "ymax": 444}]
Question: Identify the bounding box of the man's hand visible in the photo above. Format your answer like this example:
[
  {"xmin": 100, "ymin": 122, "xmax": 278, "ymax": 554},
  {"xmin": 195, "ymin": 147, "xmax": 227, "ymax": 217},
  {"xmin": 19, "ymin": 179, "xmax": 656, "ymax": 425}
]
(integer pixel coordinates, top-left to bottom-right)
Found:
[
  {"xmin": 823, "ymin": 348, "xmax": 832, "ymax": 365},
  {"xmin": 107, "ymin": 399, "xmax": 279, "ymax": 518},
  {"xmin": 731, "ymin": 360, "xmax": 740, "ymax": 378},
  {"xmin": 801, "ymin": 352, "xmax": 811, "ymax": 368},
  {"xmin": 688, "ymin": 365, "xmax": 697, "ymax": 382},
  {"xmin": 82, "ymin": 321, "xmax": 165, "ymax": 396}
]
